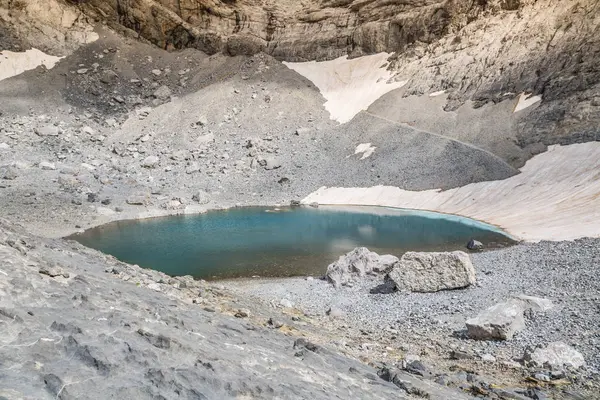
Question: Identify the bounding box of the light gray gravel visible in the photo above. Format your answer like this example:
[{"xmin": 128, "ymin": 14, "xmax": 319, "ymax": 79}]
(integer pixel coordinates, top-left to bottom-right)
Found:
[{"xmin": 225, "ymin": 239, "xmax": 600, "ymax": 372}]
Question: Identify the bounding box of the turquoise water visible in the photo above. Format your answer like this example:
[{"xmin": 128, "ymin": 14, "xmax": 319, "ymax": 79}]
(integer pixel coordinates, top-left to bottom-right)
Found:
[{"xmin": 70, "ymin": 206, "xmax": 514, "ymax": 279}]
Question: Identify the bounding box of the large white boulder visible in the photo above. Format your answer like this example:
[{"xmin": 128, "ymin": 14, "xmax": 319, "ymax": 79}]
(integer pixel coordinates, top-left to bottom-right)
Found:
[
  {"xmin": 386, "ymin": 251, "xmax": 476, "ymax": 293},
  {"xmin": 326, "ymin": 247, "xmax": 398, "ymax": 288}
]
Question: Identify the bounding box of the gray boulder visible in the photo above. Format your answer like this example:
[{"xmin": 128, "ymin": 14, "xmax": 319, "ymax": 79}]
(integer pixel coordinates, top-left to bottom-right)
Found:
[
  {"xmin": 466, "ymin": 295, "xmax": 553, "ymax": 340},
  {"xmin": 386, "ymin": 251, "xmax": 475, "ymax": 293},
  {"xmin": 326, "ymin": 247, "xmax": 399, "ymax": 288},
  {"xmin": 466, "ymin": 300, "xmax": 525, "ymax": 340},
  {"xmin": 524, "ymin": 342, "xmax": 585, "ymax": 369}
]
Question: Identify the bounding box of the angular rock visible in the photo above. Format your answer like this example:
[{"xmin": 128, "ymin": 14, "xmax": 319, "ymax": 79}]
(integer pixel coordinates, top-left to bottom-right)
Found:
[
  {"xmin": 153, "ymin": 85, "xmax": 172, "ymax": 100},
  {"xmin": 386, "ymin": 251, "xmax": 475, "ymax": 293},
  {"xmin": 192, "ymin": 190, "xmax": 210, "ymax": 204},
  {"xmin": 185, "ymin": 162, "xmax": 200, "ymax": 174},
  {"xmin": 467, "ymin": 239, "xmax": 483, "ymax": 251},
  {"xmin": 39, "ymin": 264, "xmax": 69, "ymax": 278},
  {"xmin": 141, "ymin": 156, "xmax": 159, "ymax": 168},
  {"xmin": 126, "ymin": 194, "xmax": 150, "ymax": 206},
  {"xmin": 39, "ymin": 161, "xmax": 56, "ymax": 170},
  {"xmin": 523, "ymin": 342, "xmax": 585, "ymax": 369},
  {"xmin": 0, "ymin": 166, "xmax": 18, "ymax": 180},
  {"xmin": 513, "ymin": 294, "xmax": 554, "ymax": 312},
  {"xmin": 259, "ymin": 156, "xmax": 281, "ymax": 170},
  {"xmin": 35, "ymin": 125, "xmax": 60, "ymax": 136},
  {"xmin": 326, "ymin": 247, "xmax": 399, "ymax": 288},
  {"xmin": 279, "ymin": 299, "xmax": 294, "ymax": 308},
  {"xmin": 465, "ymin": 300, "xmax": 525, "ymax": 340}
]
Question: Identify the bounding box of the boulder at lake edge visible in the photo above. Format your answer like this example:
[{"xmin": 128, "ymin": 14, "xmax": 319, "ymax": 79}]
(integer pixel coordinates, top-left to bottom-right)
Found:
[
  {"xmin": 386, "ymin": 251, "xmax": 476, "ymax": 293},
  {"xmin": 326, "ymin": 247, "xmax": 398, "ymax": 288}
]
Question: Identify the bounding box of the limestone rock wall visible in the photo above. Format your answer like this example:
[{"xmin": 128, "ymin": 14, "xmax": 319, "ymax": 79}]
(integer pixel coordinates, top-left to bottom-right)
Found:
[{"xmin": 1, "ymin": 0, "xmax": 598, "ymax": 145}]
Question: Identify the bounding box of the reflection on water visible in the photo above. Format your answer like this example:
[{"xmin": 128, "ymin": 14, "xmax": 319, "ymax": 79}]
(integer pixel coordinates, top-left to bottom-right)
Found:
[{"xmin": 69, "ymin": 206, "xmax": 515, "ymax": 280}]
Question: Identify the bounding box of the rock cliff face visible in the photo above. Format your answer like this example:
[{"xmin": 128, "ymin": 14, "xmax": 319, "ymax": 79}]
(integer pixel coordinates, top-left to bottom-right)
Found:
[{"xmin": 2, "ymin": 0, "xmax": 598, "ymax": 144}]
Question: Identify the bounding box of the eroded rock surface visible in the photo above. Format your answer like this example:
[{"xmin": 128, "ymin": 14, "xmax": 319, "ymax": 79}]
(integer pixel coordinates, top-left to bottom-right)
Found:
[
  {"xmin": 466, "ymin": 295, "xmax": 553, "ymax": 340},
  {"xmin": 524, "ymin": 342, "xmax": 586, "ymax": 369},
  {"xmin": 0, "ymin": 219, "xmax": 408, "ymax": 399},
  {"xmin": 386, "ymin": 251, "xmax": 476, "ymax": 293},
  {"xmin": 326, "ymin": 247, "xmax": 398, "ymax": 288}
]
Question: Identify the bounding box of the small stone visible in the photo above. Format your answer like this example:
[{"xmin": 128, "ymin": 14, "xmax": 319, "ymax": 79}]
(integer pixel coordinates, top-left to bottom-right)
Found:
[
  {"xmin": 39, "ymin": 264, "xmax": 69, "ymax": 278},
  {"xmin": 196, "ymin": 115, "xmax": 208, "ymax": 126},
  {"xmin": 126, "ymin": 195, "xmax": 149, "ymax": 206},
  {"xmin": 81, "ymin": 126, "xmax": 95, "ymax": 135},
  {"xmin": 153, "ymin": 85, "xmax": 172, "ymax": 100},
  {"xmin": 234, "ymin": 309, "xmax": 250, "ymax": 318},
  {"xmin": 147, "ymin": 282, "xmax": 161, "ymax": 291},
  {"xmin": 151, "ymin": 69, "xmax": 162, "ymax": 76},
  {"xmin": 533, "ymin": 373, "xmax": 551, "ymax": 382},
  {"xmin": 185, "ymin": 162, "xmax": 200, "ymax": 174},
  {"xmin": 481, "ymin": 353, "xmax": 496, "ymax": 362},
  {"xmin": 39, "ymin": 161, "xmax": 56, "ymax": 170},
  {"xmin": 450, "ymin": 349, "xmax": 474, "ymax": 360},
  {"xmin": 279, "ymin": 299, "xmax": 294, "ymax": 308},
  {"xmin": 267, "ymin": 318, "xmax": 284, "ymax": 328},
  {"xmin": 326, "ymin": 306, "xmax": 344, "ymax": 318},
  {"xmin": 35, "ymin": 125, "xmax": 60, "ymax": 136},
  {"xmin": 77, "ymin": 68, "xmax": 88, "ymax": 74},
  {"xmin": 141, "ymin": 156, "xmax": 159, "ymax": 168},
  {"xmin": 87, "ymin": 193, "xmax": 98, "ymax": 203},
  {"xmin": 466, "ymin": 239, "xmax": 483, "ymax": 251},
  {"xmin": 192, "ymin": 190, "xmax": 210, "ymax": 204},
  {"xmin": 1, "ymin": 166, "xmax": 18, "ymax": 180},
  {"xmin": 0, "ymin": 143, "xmax": 10, "ymax": 150},
  {"xmin": 295, "ymin": 127, "xmax": 311, "ymax": 136}
]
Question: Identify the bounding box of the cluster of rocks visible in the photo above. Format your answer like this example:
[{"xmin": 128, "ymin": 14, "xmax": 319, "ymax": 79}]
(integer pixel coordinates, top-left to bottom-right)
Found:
[
  {"xmin": 326, "ymin": 247, "xmax": 476, "ymax": 293},
  {"xmin": 316, "ymin": 246, "xmax": 593, "ymax": 398}
]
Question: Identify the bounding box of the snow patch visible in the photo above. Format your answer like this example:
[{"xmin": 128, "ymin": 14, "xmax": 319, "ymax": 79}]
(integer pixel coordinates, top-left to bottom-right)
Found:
[
  {"xmin": 0, "ymin": 48, "xmax": 64, "ymax": 82},
  {"xmin": 514, "ymin": 92, "xmax": 542, "ymax": 112},
  {"xmin": 284, "ymin": 53, "xmax": 407, "ymax": 123},
  {"xmin": 303, "ymin": 142, "xmax": 600, "ymax": 242},
  {"xmin": 354, "ymin": 143, "xmax": 376, "ymax": 160}
]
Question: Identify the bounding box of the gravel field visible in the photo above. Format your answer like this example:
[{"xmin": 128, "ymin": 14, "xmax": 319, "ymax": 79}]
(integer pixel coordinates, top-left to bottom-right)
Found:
[{"xmin": 225, "ymin": 239, "xmax": 600, "ymax": 373}]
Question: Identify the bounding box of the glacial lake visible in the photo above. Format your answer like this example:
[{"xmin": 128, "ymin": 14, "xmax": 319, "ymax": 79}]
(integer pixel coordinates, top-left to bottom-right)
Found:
[{"xmin": 70, "ymin": 206, "xmax": 515, "ymax": 280}]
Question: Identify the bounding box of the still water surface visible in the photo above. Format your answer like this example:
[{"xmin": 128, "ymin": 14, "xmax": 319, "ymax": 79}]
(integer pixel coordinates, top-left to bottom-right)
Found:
[{"xmin": 70, "ymin": 206, "xmax": 514, "ymax": 279}]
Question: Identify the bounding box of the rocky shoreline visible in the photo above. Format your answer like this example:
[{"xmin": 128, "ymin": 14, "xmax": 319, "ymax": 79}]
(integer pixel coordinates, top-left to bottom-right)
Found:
[
  {"xmin": 225, "ymin": 239, "xmax": 600, "ymax": 399},
  {"xmin": 2, "ymin": 1, "xmax": 600, "ymax": 397}
]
